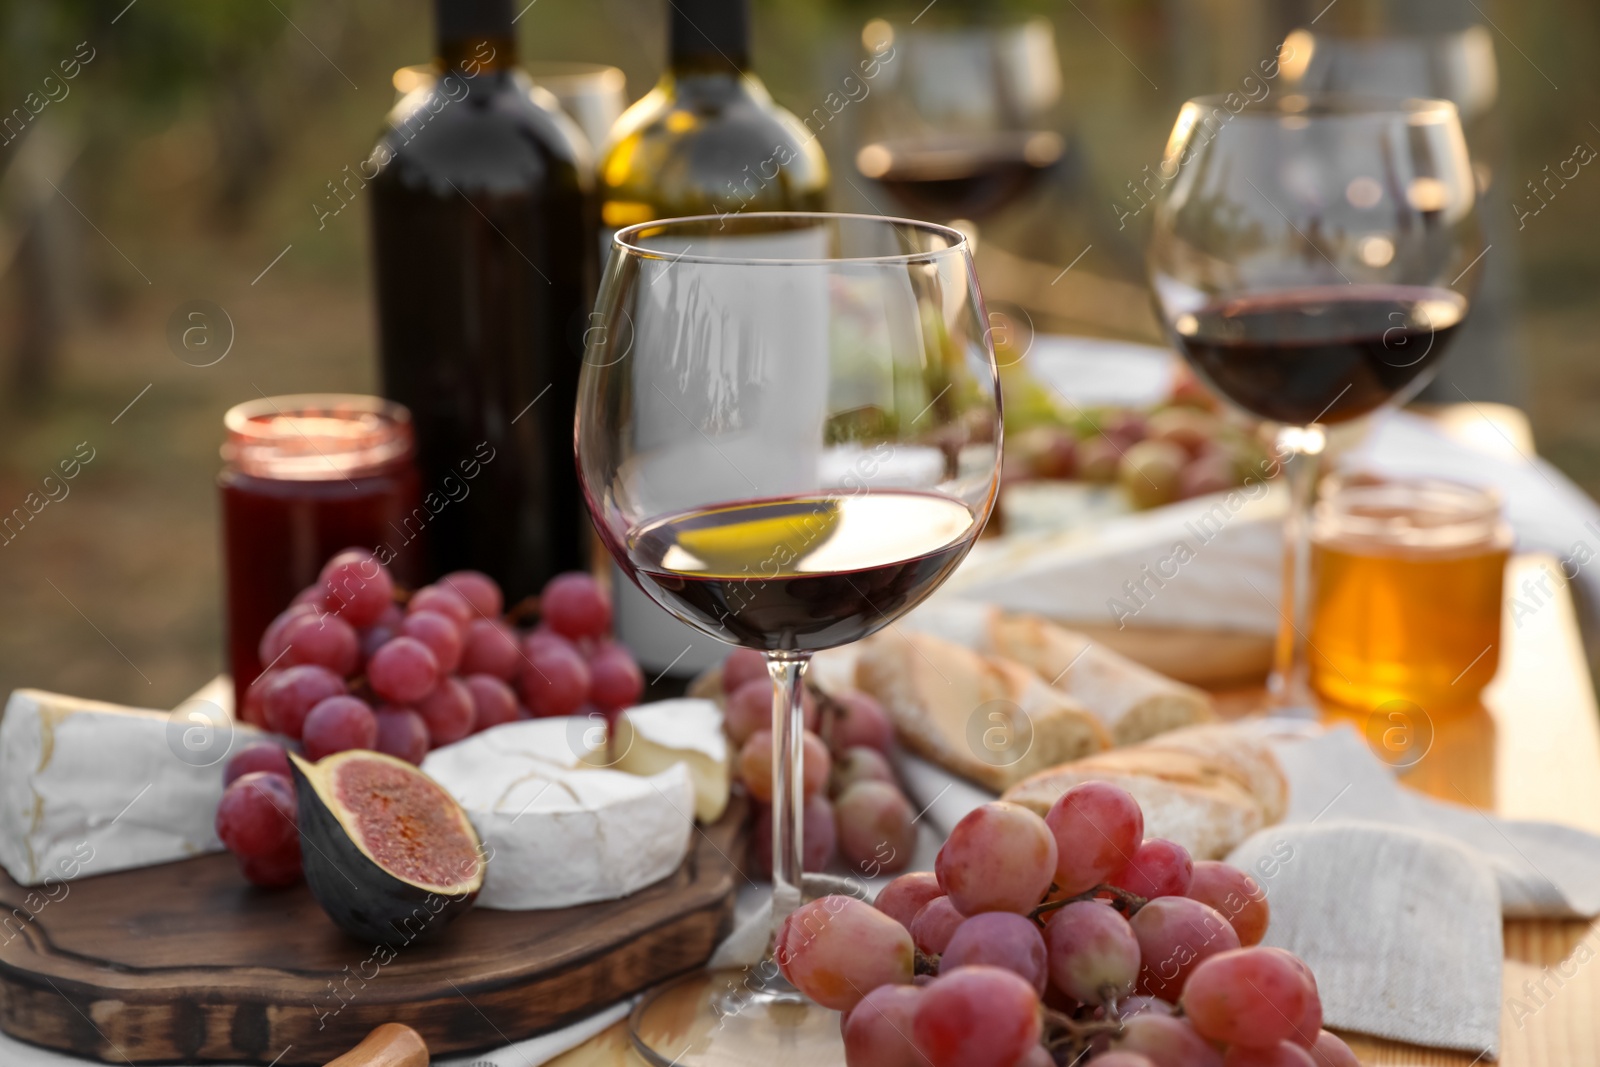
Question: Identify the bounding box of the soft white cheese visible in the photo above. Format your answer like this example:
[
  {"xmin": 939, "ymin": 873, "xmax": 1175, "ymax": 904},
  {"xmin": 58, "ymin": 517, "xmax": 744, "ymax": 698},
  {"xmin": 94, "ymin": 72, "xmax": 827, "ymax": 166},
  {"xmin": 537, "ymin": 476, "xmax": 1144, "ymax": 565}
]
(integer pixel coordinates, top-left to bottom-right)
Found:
[
  {"xmin": 612, "ymin": 699, "xmax": 730, "ymax": 823},
  {"xmin": 0, "ymin": 682, "xmax": 259, "ymax": 887},
  {"xmin": 420, "ymin": 718, "xmax": 698, "ymax": 910}
]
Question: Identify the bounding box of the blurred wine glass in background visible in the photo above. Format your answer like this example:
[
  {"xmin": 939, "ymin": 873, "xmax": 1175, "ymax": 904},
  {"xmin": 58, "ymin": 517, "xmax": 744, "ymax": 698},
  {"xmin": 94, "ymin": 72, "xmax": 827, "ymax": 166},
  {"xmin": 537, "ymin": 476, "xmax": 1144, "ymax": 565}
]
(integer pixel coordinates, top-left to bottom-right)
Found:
[
  {"xmin": 853, "ymin": 16, "xmax": 1064, "ymax": 240},
  {"xmin": 1277, "ymin": 9, "xmax": 1520, "ymax": 405}
]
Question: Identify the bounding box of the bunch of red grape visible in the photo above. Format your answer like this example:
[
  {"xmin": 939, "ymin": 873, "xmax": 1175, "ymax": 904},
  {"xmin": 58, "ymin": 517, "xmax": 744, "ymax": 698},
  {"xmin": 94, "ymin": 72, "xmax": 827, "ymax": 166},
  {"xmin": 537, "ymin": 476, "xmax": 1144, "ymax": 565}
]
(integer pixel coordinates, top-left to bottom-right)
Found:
[
  {"xmin": 776, "ymin": 782, "xmax": 1360, "ymax": 1067},
  {"xmin": 720, "ymin": 649, "xmax": 915, "ymax": 878},
  {"xmin": 221, "ymin": 550, "xmax": 645, "ymax": 886}
]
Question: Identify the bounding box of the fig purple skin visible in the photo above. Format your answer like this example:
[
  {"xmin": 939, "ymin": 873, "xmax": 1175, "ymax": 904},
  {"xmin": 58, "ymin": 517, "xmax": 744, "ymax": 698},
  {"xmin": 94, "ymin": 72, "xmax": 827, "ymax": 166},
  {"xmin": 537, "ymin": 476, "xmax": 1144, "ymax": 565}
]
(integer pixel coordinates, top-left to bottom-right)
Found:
[{"xmin": 290, "ymin": 751, "xmax": 483, "ymax": 946}]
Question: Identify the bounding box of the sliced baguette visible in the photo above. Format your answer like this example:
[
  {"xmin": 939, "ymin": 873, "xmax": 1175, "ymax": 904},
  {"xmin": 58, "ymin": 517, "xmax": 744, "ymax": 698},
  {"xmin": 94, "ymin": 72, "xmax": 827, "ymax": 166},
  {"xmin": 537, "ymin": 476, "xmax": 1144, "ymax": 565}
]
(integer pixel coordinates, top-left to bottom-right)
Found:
[
  {"xmin": 855, "ymin": 629, "xmax": 1111, "ymax": 793},
  {"xmin": 909, "ymin": 602, "xmax": 1215, "ymax": 745},
  {"xmin": 1001, "ymin": 723, "xmax": 1285, "ymax": 859}
]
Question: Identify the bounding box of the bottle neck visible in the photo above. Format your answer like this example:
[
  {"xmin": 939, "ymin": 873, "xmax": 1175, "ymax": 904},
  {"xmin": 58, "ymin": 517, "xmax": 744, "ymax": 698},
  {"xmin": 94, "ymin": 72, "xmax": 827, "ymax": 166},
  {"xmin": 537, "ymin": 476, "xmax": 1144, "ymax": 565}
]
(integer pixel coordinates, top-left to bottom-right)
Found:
[
  {"xmin": 669, "ymin": 0, "xmax": 750, "ymax": 76},
  {"xmin": 435, "ymin": 0, "xmax": 519, "ymax": 74}
]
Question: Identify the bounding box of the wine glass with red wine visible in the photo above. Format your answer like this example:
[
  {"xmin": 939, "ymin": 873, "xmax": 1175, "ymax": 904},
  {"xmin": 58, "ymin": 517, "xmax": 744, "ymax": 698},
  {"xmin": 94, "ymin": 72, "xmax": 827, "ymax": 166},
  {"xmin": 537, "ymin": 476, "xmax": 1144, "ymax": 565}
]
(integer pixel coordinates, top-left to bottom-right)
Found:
[
  {"xmin": 854, "ymin": 17, "xmax": 1064, "ymax": 233},
  {"xmin": 576, "ymin": 213, "xmax": 1001, "ymax": 1065},
  {"xmin": 1148, "ymin": 94, "xmax": 1481, "ymax": 704}
]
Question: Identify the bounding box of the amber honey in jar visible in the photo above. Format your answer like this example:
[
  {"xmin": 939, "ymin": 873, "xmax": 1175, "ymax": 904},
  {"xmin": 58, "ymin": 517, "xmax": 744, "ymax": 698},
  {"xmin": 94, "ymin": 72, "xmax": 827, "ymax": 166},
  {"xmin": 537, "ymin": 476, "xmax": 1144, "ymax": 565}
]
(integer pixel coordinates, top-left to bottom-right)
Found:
[{"xmin": 1308, "ymin": 477, "xmax": 1511, "ymax": 712}]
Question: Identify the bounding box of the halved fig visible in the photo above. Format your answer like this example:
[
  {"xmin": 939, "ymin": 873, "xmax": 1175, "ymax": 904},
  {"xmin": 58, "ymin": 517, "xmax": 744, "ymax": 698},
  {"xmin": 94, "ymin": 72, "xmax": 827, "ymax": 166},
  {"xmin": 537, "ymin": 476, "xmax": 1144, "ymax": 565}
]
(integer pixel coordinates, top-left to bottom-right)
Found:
[{"xmin": 289, "ymin": 750, "xmax": 485, "ymax": 945}]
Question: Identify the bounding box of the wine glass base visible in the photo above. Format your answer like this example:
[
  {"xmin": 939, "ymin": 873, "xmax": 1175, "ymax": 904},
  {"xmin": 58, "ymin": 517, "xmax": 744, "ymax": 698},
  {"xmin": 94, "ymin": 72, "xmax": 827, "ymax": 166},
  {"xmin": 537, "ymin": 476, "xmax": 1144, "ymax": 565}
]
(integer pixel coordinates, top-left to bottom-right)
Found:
[{"xmin": 629, "ymin": 967, "xmax": 845, "ymax": 1067}]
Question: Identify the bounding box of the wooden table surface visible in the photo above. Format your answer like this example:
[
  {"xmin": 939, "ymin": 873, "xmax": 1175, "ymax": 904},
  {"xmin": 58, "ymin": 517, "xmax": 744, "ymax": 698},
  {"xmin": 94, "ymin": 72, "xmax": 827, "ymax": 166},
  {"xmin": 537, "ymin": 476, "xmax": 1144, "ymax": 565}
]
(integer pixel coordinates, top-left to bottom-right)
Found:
[{"xmin": 548, "ymin": 550, "xmax": 1600, "ymax": 1067}]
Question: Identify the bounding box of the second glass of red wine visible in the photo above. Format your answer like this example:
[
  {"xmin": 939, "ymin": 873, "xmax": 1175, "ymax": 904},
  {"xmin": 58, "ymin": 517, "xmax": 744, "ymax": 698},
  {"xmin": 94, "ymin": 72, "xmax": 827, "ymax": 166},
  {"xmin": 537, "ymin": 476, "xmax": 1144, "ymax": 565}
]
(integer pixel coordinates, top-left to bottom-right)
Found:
[
  {"xmin": 1148, "ymin": 93, "xmax": 1482, "ymax": 705},
  {"xmin": 576, "ymin": 213, "xmax": 1002, "ymax": 1065},
  {"xmin": 853, "ymin": 17, "xmax": 1063, "ymax": 236}
]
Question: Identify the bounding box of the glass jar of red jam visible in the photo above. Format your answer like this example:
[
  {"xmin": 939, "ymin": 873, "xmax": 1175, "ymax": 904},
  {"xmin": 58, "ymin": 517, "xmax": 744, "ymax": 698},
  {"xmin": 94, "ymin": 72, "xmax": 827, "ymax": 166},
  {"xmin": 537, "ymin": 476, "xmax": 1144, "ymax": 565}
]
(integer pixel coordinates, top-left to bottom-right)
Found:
[{"xmin": 220, "ymin": 395, "xmax": 422, "ymax": 707}]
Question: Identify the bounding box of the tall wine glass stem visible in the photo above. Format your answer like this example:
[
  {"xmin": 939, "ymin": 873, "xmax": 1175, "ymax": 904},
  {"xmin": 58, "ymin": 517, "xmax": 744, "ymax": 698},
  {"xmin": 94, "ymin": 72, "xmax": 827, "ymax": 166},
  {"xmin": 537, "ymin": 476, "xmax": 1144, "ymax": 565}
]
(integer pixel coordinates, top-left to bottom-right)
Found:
[
  {"xmin": 1270, "ymin": 424, "xmax": 1326, "ymax": 708},
  {"xmin": 767, "ymin": 651, "xmax": 812, "ymax": 934}
]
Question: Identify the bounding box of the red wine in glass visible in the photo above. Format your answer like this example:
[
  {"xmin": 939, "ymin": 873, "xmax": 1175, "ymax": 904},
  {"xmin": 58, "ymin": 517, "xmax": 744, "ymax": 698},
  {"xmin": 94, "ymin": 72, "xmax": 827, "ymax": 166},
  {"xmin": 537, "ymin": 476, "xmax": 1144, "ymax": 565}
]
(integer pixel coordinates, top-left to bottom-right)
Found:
[
  {"xmin": 1173, "ymin": 285, "xmax": 1468, "ymax": 426},
  {"xmin": 856, "ymin": 131, "xmax": 1062, "ymax": 221},
  {"xmin": 623, "ymin": 490, "xmax": 979, "ymax": 651}
]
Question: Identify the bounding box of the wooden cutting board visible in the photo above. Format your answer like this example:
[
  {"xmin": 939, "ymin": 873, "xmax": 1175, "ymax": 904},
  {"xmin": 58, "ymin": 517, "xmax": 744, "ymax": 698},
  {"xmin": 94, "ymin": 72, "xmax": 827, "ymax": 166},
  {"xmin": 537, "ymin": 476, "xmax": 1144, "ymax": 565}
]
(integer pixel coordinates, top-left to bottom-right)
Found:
[{"xmin": 0, "ymin": 797, "xmax": 747, "ymax": 1065}]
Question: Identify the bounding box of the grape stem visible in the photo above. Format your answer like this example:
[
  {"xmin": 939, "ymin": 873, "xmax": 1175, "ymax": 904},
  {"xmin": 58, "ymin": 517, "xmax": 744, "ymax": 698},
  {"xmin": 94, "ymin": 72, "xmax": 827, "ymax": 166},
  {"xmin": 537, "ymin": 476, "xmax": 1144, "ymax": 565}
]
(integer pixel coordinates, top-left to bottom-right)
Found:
[
  {"xmin": 504, "ymin": 593, "xmax": 541, "ymax": 625},
  {"xmin": 1031, "ymin": 883, "xmax": 1148, "ymax": 921}
]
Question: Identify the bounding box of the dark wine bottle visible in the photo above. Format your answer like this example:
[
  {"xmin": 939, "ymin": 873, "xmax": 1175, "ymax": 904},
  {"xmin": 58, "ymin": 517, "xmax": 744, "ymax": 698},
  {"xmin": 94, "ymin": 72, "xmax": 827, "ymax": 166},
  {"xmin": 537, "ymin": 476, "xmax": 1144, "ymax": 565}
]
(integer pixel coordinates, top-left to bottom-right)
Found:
[
  {"xmin": 598, "ymin": 0, "xmax": 829, "ymax": 232},
  {"xmin": 369, "ymin": 0, "xmax": 597, "ymax": 604}
]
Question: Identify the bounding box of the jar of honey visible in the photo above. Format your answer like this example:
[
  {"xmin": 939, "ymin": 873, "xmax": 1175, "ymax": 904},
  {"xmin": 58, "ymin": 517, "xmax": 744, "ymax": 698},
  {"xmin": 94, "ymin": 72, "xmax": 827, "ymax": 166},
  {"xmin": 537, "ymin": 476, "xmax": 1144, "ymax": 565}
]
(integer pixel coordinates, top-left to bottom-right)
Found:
[
  {"xmin": 1308, "ymin": 476, "xmax": 1512, "ymax": 713},
  {"xmin": 220, "ymin": 396, "xmax": 422, "ymax": 707}
]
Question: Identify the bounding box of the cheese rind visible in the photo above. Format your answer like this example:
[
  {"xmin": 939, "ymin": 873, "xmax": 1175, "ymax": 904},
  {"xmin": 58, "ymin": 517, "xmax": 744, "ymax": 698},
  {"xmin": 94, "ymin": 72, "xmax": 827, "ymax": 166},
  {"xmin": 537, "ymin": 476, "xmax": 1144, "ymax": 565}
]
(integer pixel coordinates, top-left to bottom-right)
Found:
[
  {"xmin": 0, "ymin": 686, "xmax": 259, "ymax": 887},
  {"xmin": 421, "ymin": 719, "xmax": 696, "ymax": 910},
  {"xmin": 613, "ymin": 699, "xmax": 730, "ymax": 823}
]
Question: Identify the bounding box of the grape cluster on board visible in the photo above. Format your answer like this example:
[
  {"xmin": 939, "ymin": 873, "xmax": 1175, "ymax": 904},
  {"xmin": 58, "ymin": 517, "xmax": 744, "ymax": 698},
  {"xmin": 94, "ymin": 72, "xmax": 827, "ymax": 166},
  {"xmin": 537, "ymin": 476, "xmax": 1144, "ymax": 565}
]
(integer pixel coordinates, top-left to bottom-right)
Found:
[
  {"xmin": 1005, "ymin": 365, "xmax": 1275, "ymax": 510},
  {"xmin": 214, "ymin": 550, "xmax": 642, "ymax": 887},
  {"xmin": 776, "ymin": 782, "xmax": 1359, "ymax": 1067},
  {"xmin": 720, "ymin": 648, "xmax": 915, "ymax": 878}
]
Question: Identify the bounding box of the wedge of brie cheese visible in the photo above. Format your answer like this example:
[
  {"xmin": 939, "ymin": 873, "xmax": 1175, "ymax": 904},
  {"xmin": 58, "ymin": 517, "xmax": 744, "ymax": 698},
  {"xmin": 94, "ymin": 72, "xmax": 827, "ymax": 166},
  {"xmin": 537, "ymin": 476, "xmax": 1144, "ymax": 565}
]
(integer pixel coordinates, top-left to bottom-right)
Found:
[
  {"xmin": 421, "ymin": 718, "xmax": 698, "ymax": 910},
  {"xmin": 612, "ymin": 699, "xmax": 730, "ymax": 823},
  {"xmin": 0, "ymin": 683, "xmax": 259, "ymax": 887}
]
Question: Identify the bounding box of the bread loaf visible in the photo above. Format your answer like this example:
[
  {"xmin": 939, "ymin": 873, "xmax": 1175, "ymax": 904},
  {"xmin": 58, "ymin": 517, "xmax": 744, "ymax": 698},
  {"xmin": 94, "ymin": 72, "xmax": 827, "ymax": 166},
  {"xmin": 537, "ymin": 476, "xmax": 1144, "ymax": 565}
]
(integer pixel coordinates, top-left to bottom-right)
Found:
[
  {"xmin": 855, "ymin": 629, "xmax": 1111, "ymax": 792},
  {"xmin": 908, "ymin": 602, "xmax": 1215, "ymax": 744},
  {"xmin": 1001, "ymin": 723, "xmax": 1286, "ymax": 859}
]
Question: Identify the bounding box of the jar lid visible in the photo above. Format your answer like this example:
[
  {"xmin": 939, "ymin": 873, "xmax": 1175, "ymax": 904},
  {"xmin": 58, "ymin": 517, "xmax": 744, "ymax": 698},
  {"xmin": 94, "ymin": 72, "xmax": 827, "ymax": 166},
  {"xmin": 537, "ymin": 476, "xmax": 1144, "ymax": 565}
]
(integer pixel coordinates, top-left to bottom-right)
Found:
[
  {"xmin": 222, "ymin": 395, "xmax": 414, "ymax": 481},
  {"xmin": 1314, "ymin": 474, "xmax": 1511, "ymax": 557}
]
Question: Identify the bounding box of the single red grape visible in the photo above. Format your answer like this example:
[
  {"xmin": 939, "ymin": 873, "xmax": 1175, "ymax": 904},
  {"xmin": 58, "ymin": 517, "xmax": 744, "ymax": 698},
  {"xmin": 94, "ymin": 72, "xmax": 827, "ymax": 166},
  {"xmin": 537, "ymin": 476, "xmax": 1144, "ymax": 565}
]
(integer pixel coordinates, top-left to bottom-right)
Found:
[
  {"xmin": 401, "ymin": 610, "xmax": 464, "ymax": 674},
  {"xmin": 936, "ymin": 802, "xmax": 1058, "ymax": 915},
  {"xmin": 909, "ymin": 896, "xmax": 965, "ymax": 955},
  {"xmin": 721, "ymin": 647, "xmax": 767, "ymax": 694},
  {"xmin": 459, "ymin": 618, "xmax": 523, "ymax": 679},
  {"xmin": 439, "ymin": 569, "xmax": 503, "ymax": 618},
  {"xmin": 1182, "ymin": 948, "xmax": 1318, "ymax": 1048},
  {"xmin": 318, "ymin": 549, "xmax": 394, "ymax": 627},
  {"xmin": 1111, "ymin": 839, "xmax": 1194, "ymax": 900},
  {"xmin": 540, "ymin": 571, "xmax": 612, "ymax": 639},
  {"xmin": 753, "ymin": 793, "xmax": 836, "ymax": 872},
  {"xmin": 261, "ymin": 665, "xmax": 346, "ymax": 739},
  {"xmin": 464, "ymin": 674, "xmax": 519, "ymax": 731},
  {"xmin": 1130, "ymin": 895, "xmax": 1240, "ymax": 1000},
  {"xmin": 942, "ymin": 911, "xmax": 1049, "ymax": 993},
  {"xmin": 874, "ymin": 871, "xmax": 943, "ymax": 931},
  {"xmin": 215, "ymin": 772, "xmax": 298, "ymax": 858},
  {"xmin": 832, "ymin": 746, "xmax": 896, "ymax": 795},
  {"xmin": 258, "ymin": 602, "xmax": 320, "ymax": 668},
  {"xmin": 1045, "ymin": 781, "xmax": 1144, "ymax": 895},
  {"xmin": 367, "ymin": 636, "xmax": 440, "ymax": 704},
  {"xmin": 834, "ymin": 781, "xmax": 916, "ymax": 876},
  {"xmin": 518, "ymin": 640, "xmax": 590, "ymax": 717},
  {"xmin": 1187, "ymin": 861, "xmax": 1271, "ymax": 947},
  {"xmin": 911, "ymin": 966, "xmax": 1041, "ymax": 1067},
  {"xmin": 278, "ymin": 612, "xmax": 360, "ymax": 676},
  {"xmin": 842, "ymin": 983, "xmax": 923, "ymax": 1067},
  {"xmin": 408, "ymin": 585, "xmax": 473, "ymax": 629},
  {"xmin": 589, "ymin": 642, "xmax": 644, "ymax": 712},
  {"xmin": 373, "ymin": 707, "xmax": 430, "ymax": 764},
  {"xmin": 776, "ymin": 895, "xmax": 914, "ymax": 1011},
  {"xmin": 829, "ymin": 691, "xmax": 894, "ymax": 753},
  {"xmin": 301, "ymin": 695, "xmax": 379, "ymax": 760},
  {"xmin": 224, "ymin": 742, "xmax": 291, "ymax": 786},
  {"xmin": 416, "ymin": 677, "xmax": 476, "ymax": 746}
]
